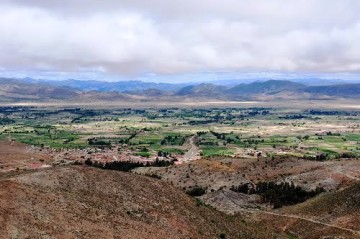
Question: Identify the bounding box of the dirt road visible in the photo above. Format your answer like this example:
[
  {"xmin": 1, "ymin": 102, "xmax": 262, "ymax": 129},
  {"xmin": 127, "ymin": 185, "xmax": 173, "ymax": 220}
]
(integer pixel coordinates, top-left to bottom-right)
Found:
[{"xmin": 178, "ymin": 136, "xmax": 200, "ymax": 164}]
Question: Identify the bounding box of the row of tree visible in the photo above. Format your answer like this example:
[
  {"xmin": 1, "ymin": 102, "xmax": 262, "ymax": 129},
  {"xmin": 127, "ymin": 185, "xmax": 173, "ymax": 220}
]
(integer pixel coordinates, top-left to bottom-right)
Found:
[
  {"xmin": 231, "ymin": 181, "xmax": 325, "ymax": 208},
  {"xmin": 84, "ymin": 158, "xmax": 174, "ymax": 172}
]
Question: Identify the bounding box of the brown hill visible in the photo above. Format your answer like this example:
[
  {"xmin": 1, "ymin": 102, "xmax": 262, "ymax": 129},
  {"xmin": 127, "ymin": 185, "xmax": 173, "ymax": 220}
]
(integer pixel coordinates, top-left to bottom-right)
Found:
[
  {"xmin": 282, "ymin": 182, "xmax": 360, "ymax": 232},
  {"xmin": 252, "ymin": 183, "xmax": 360, "ymax": 239},
  {"xmin": 0, "ymin": 166, "xmax": 275, "ymax": 239},
  {"xmin": 0, "ymin": 140, "xmax": 52, "ymax": 174},
  {"xmin": 0, "ymin": 78, "xmax": 78, "ymax": 101}
]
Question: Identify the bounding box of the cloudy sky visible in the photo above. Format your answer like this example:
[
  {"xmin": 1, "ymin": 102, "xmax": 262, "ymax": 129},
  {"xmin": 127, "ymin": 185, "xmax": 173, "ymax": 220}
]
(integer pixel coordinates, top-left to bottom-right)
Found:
[{"xmin": 0, "ymin": 0, "xmax": 360, "ymax": 82}]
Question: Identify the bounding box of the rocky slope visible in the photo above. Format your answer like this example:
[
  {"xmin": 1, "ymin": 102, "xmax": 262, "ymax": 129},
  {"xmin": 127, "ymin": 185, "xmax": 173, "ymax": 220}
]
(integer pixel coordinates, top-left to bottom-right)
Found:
[{"xmin": 0, "ymin": 166, "xmax": 274, "ymax": 239}]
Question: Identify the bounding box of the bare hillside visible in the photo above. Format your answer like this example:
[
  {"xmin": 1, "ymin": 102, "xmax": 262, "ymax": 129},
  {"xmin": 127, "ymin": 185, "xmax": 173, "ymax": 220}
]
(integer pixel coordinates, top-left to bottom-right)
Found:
[{"xmin": 0, "ymin": 166, "xmax": 274, "ymax": 239}]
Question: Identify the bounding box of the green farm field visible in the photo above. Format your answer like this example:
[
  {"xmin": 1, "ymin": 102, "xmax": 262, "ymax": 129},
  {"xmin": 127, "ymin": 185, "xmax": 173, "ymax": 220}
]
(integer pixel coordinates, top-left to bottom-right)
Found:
[{"xmin": 0, "ymin": 106, "xmax": 359, "ymax": 160}]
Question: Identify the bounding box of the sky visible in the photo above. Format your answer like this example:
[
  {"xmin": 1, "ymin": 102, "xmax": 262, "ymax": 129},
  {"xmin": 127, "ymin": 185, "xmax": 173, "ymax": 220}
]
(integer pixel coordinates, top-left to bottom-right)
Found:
[{"xmin": 0, "ymin": 0, "xmax": 360, "ymax": 82}]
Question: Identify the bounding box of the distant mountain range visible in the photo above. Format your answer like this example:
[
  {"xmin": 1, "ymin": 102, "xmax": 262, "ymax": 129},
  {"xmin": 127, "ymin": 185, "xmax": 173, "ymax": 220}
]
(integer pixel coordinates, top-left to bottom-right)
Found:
[
  {"xmin": 210, "ymin": 78, "xmax": 349, "ymax": 86},
  {"xmin": 23, "ymin": 78, "xmax": 187, "ymax": 92},
  {"xmin": 170, "ymin": 80, "xmax": 360, "ymax": 99},
  {"xmin": 227, "ymin": 80, "xmax": 305, "ymax": 95},
  {"xmin": 0, "ymin": 78, "xmax": 77, "ymax": 102},
  {"xmin": 0, "ymin": 77, "xmax": 359, "ymax": 102}
]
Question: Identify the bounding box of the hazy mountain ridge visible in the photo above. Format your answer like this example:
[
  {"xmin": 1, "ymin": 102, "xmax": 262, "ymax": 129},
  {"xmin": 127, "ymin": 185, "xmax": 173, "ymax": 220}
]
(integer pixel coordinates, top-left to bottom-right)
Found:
[
  {"xmin": 304, "ymin": 84, "xmax": 360, "ymax": 97},
  {"xmin": 174, "ymin": 80, "xmax": 360, "ymax": 99},
  {"xmin": 0, "ymin": 78, "xmax": 78, "ymax": 101},
  {"xmin": 211, "ymin": 78, "xmax": 350, "ymax": 86},
  {"xmin": 34, "ymin": 79, "xmax": 188, "ymax": 92},
  {"xmin": 0, "ymin": 78, "xmax": 359, "ymax": 102},
  {"xmin": 227, "ymin": 80, "xmax": 306, "ymax": 95},
  {"xmin": 175, "ymin": 83, "xmax": 228, "ymax": 97}
]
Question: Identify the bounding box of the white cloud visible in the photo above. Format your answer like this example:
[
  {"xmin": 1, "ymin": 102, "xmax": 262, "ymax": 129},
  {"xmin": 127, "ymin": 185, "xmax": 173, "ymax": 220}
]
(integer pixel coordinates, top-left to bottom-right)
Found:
[{"xmin": 0, "ymin": 0, "xmax": 360, "ymax": 79}]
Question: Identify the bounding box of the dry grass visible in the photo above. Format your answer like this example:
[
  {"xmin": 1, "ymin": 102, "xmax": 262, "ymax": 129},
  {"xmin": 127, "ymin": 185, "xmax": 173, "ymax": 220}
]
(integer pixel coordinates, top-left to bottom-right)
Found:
[{"xmin": 0, "ymin": 166, "xmax": 275, "ymax": 239}]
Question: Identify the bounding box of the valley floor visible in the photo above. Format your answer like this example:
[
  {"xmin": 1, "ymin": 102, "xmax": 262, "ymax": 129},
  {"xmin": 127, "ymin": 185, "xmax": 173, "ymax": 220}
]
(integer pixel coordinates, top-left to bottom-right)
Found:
[{"xmin": 0, "ymin": 103, "xmax": 359, "ymax": 238}]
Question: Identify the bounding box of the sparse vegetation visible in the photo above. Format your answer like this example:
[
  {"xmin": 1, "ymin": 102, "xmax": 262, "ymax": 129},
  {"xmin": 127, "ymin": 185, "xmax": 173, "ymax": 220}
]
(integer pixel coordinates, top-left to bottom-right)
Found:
[{"xmin": 186, "ymin": 186, "xmax": 207, "ymax": 197}]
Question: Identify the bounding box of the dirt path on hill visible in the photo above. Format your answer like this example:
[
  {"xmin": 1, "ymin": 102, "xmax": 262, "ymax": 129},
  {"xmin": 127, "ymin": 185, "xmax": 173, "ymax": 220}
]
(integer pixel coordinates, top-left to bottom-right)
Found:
[
  {"xmin": 0, "ymin": 165, "xmax": 70, "ymax": 181},
  {"xmin": 220, "ymin": 190, "xmax": 360, "ymax": 236},
  {"xmin": 333, "ymin": 166, "xmax": 360, "ymax": 181}
]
